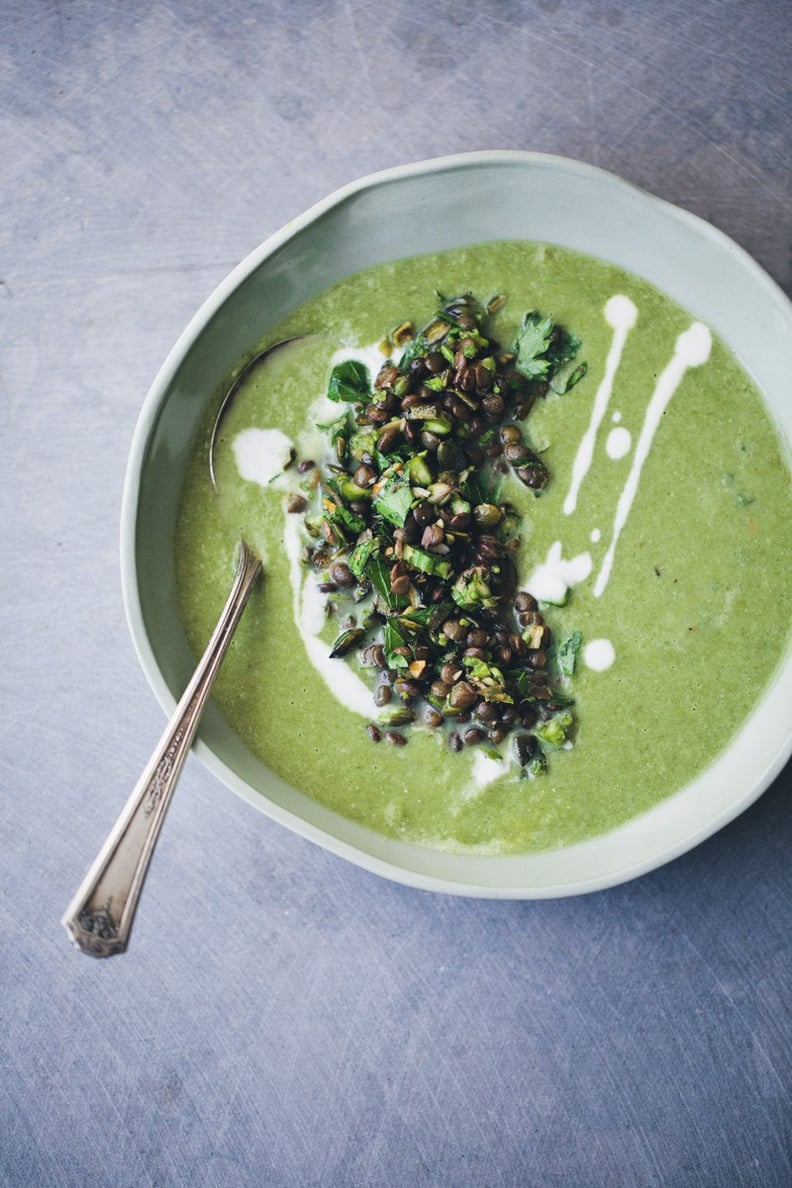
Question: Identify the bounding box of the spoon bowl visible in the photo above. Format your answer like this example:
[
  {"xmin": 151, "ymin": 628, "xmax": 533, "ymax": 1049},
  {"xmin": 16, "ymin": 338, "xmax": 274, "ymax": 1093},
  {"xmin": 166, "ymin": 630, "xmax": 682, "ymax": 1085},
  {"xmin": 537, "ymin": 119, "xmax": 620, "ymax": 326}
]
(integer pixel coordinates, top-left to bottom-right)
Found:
[{"xmin": 208, "ymin": 336, "xmax": 309, "ymax": 492}]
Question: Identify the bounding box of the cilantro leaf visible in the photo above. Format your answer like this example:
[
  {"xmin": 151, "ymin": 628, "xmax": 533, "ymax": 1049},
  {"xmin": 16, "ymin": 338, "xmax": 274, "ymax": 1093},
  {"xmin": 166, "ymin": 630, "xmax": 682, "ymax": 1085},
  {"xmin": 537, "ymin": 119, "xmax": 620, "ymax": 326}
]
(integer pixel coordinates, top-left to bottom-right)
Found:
[{"xmin": 327, "ymin": 359, "xmax": 371, "ymax": 403}]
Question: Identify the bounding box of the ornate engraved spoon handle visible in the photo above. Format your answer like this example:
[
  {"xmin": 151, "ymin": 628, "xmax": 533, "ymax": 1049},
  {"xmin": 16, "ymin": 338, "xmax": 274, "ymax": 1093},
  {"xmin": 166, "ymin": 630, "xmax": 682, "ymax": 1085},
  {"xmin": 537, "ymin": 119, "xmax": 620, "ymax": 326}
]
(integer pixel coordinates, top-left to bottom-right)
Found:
[{"xmin": 62, "ymin": 540, "xmax": 262, "ymax": 957}]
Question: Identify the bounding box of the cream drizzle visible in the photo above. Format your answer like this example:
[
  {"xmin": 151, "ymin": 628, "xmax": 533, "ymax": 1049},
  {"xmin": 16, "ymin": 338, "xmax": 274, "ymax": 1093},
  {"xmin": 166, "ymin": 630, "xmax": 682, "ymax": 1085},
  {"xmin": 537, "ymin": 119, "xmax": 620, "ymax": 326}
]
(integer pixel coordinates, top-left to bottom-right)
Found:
[
  {"xmin": 525, "ymin": 540, "xmax": 592, "ymax": 605},
  {"xmin": 593, "ymin": 321, "xmax": 712, "ymax": 597},
  {"xmin": 470, "ymin": 749, "xmax": 511, "ymax": 790},
  {"xmin": 605, "ymin": 425, "xmax": 631, "ymax": 460},
  {"xmin": 563, "ymin": 295, "xmax": 638, "ymax": 515},
  {"xmin": 232, "ymin": 427, "xmax": 294, "ymax": 488},
  {"xmin": 583, "ymin": 638, "xmax": 615, "ymax": 672}
]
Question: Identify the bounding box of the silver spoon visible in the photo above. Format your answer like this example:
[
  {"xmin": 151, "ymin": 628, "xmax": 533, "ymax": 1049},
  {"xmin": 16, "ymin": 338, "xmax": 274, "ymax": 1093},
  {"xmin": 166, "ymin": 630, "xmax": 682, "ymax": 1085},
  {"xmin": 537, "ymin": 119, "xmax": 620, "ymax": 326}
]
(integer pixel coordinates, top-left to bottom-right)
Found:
[
  {"xmin": 61, "ymin": 343, "xmax": 287, "ymax": 956},
  {"xmin": 62, "ymin": 538, "xmax": 262, "ymax": 957},
  {"xmin": 63, "ymin": 335, "xmax": 314, "ymax": 956}
]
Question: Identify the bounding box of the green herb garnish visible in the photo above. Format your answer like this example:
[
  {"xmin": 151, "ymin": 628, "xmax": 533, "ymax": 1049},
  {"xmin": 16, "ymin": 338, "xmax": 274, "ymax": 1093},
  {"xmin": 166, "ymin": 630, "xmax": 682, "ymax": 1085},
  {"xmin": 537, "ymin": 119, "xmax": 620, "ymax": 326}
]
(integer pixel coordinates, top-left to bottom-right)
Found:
[
  {"xmin": 327, "ymin": 359, "xmax": 371, "ymax": 403},
  {"xmin": 556, "ymin": 631, "xmax": 583, "ymax": 680}
]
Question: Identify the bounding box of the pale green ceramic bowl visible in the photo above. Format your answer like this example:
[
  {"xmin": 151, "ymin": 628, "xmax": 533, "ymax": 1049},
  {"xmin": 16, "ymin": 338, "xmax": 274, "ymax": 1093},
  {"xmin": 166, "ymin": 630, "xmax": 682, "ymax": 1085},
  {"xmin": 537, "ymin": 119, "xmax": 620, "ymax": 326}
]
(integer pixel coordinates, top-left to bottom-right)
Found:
[{"xmin": 121, "ymin": 151, "xmax": 792, "ymax": 897}]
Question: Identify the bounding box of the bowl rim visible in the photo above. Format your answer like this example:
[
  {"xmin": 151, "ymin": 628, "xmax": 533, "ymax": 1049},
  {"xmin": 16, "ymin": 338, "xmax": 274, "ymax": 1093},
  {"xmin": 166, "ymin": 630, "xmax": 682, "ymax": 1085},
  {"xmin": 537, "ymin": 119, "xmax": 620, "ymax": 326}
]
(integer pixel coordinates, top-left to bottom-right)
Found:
[{"xmin": 120, "ymin": 149, "xmax": 792, "ymax": 898}]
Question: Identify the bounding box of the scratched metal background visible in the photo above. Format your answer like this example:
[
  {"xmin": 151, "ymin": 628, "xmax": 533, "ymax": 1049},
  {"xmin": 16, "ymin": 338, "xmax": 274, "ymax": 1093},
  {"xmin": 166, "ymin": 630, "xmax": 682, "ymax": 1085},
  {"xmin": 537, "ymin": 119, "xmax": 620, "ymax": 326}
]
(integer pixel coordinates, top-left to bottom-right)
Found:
[{"xmin": 1, "ymin": 2, "xmax": 791, "ymax": 1185}]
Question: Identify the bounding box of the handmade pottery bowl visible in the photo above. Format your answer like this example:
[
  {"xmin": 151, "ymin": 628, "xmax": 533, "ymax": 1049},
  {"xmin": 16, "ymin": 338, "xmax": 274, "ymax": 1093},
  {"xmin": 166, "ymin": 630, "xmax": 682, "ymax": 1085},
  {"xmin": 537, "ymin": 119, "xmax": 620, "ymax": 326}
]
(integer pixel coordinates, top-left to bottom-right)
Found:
[{"xmin": 121, "ymin": 151, "xmax": 792, "ymax": 897}]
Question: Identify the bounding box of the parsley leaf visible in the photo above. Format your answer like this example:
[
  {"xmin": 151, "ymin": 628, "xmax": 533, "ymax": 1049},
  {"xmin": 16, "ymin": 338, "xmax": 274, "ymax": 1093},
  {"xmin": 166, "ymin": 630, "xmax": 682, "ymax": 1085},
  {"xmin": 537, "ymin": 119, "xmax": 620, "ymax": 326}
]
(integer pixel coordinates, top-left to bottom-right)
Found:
[
  {"xmin": 515, "ymin": 313, "xmax": 586, "ymax": 391},
  {"xmin": 514, "ymin": 312, "xmax": 555, "ymax": 378}
]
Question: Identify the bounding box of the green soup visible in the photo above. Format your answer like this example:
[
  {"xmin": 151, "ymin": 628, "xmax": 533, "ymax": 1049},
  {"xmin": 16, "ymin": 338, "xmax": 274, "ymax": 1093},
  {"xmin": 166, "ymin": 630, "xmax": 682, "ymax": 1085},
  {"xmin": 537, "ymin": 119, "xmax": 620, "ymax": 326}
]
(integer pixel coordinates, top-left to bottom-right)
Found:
[{"xmin": 175, "ymin": 241, "xmax": 792, "ymax": 854}]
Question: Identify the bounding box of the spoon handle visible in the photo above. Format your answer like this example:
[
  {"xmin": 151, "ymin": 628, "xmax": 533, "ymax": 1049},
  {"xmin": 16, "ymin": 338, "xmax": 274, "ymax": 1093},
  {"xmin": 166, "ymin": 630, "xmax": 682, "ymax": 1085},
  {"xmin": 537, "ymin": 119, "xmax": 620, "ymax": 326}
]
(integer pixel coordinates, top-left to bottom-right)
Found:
[{"xmin": 62, "ymin": 541, "xmax": 262, "ymax": 958}]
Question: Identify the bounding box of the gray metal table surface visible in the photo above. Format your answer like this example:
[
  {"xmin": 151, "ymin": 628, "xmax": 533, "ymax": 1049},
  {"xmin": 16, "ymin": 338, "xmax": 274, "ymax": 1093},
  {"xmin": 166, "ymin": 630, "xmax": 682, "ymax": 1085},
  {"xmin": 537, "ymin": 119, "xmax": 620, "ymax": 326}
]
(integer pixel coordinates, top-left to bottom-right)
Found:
[{"xmin": 1, "ymin": 2, "xmax": 790, "ymax": 1185}]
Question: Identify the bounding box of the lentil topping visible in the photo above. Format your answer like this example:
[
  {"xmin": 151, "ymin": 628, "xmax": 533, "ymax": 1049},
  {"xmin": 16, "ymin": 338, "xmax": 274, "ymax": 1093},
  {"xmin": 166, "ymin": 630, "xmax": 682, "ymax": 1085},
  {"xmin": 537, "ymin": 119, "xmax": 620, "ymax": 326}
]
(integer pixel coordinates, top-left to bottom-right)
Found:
[{"xmin": 293, "ymin": 294, "xmax": 588, "ymax": 775}]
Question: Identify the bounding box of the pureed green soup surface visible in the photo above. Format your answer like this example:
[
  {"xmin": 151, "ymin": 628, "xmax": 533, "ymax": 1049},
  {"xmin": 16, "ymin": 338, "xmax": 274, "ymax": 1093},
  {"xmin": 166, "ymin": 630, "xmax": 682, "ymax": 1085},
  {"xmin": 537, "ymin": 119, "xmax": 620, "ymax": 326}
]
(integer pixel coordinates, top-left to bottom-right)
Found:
[{"xmin": 176, "ymin": 241, "xmax": 792, "ymax": 854}]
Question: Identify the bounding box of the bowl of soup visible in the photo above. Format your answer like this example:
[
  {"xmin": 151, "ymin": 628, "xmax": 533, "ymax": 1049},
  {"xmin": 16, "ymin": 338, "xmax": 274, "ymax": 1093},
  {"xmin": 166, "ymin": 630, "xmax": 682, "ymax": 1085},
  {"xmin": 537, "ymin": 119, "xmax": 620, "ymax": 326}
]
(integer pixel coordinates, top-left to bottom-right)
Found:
[{"xmin": 121, "ymin": 151, "xmax": 792, "ymax": 897}]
